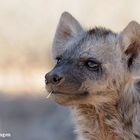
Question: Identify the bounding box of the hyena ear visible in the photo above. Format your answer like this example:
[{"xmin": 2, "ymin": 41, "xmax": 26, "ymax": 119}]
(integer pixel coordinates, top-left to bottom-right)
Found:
[
  {"xmin": 118, "ymin": 21, "xmax": 140, "ymax": 69},
  {"xmin": 52, "ymin": 12, "xmax": 83, "ymax": 58}
]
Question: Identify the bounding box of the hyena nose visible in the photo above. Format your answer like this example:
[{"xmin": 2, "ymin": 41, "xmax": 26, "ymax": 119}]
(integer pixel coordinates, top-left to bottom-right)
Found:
[{"xmin": 45, "ymin": 73, "xmax": 63, "ymax": 85}]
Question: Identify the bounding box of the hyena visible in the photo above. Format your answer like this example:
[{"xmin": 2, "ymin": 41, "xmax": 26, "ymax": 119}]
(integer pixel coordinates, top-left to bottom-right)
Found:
[{"xmin": 45, "ymin": 12, "xmax": 140, "ymax": 140}]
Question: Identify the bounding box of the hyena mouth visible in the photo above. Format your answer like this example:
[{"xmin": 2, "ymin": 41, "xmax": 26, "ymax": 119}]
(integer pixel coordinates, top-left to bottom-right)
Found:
[{"xmin": 52, "ymin": 91, "xmax": 89, "ymax": 96}]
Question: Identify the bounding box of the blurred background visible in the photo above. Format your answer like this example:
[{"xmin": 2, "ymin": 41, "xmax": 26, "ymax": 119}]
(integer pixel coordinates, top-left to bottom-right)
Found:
[{"xmin": 1, "ymin": 0, "xmax": 140, "ymax": 139}]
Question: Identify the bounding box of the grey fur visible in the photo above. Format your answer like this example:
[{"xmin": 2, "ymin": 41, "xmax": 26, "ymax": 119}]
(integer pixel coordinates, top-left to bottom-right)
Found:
[{"xmin": 45, "ymin": 12, "xmax": 140, "ymax": 140}]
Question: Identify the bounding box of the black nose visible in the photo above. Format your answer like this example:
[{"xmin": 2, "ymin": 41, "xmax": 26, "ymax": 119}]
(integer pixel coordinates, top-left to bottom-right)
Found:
[{"xmin": 45, "ymin": 73, "xmax": 63, "ymax": 85}]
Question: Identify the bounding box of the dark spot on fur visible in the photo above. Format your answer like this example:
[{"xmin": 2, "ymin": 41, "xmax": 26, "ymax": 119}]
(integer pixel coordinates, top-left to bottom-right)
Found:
[
  {"xmin": 124, "ymin": 120, "xmax": 132, "ymax": 129},
  {"xmin": 105, "ymin": 114, "xmax": 112, "ymax": 120},
  {"xmin": 134, "ymin": 133, "xmax": 140, "ymax": 139},
  {"xmin": 87, "ymin": 27, "xmax": 116, "ymax": 39},
  {"xmin": 88, "ymin": 28, "xmax": 95, "ymax": 35},
  {"xmin": 83, "ymin": 131, "xmax": 89, "ymax": 134}
]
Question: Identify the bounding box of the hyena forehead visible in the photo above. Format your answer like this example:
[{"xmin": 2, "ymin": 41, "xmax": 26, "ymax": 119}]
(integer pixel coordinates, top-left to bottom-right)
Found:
[{"xmin": 63, "ymin": 28, "xmax": 120, "ymax": 63}]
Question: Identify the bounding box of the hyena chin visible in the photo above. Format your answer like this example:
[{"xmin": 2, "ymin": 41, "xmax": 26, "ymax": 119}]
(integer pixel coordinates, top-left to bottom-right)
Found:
[{"xmin": 45, "ymin": 12, "xmax": 140, "ymax": 140}]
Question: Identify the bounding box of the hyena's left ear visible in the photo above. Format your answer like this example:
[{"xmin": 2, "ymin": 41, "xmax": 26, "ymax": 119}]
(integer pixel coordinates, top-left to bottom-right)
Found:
[
  {"xmin": 118, "ymin": 21, "xmax": 140, "ymax": 70},
  {"xmin": 52, "ymin": 12, "xmax": 84, "ymax": 58}
]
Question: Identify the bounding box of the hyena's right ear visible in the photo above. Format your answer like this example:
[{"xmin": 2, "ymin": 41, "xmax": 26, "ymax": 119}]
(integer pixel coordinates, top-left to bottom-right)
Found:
[{"xmin": 52, "ymin": 12, "xmax": 84, "ymax": 58}]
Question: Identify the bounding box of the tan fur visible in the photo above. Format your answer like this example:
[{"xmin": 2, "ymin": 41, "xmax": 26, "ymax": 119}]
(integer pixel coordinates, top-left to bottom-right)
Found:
[{"xmin": 72, "ymin": 72, "xmax": 132, "ymax": 140}]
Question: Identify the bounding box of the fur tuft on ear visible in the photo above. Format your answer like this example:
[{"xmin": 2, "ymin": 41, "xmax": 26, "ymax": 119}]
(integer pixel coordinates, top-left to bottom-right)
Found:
[
  {"xmin": 118, "ymin": 21, "xmax": 140, "ymax": 70},
  {"xmin": 52, "ymin": 12, "xmax": 84, "ymax": 58}
]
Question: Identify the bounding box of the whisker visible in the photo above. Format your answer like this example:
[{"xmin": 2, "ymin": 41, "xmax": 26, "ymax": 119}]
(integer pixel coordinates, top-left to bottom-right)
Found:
[{"xmin": 46, "ymin": 92, "xmax": 52, "ymax": 99}]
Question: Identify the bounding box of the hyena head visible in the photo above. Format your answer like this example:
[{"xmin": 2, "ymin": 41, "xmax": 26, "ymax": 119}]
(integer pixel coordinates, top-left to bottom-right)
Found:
[{"xmin": 45, "ymin": 12, "xmax": 140, "ymax": 106}]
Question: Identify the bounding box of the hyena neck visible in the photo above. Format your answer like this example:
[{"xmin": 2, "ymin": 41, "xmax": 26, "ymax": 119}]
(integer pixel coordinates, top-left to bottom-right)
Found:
[
  {"xmin": 71, "ymin": 76, "xmax": 140, "ymax": 140},
  {"xmin": 72, "ymin": 104, "xmax": 121, "ymax": 140},
  {"xmin": 72, "ymin": 95, "xmax": 139, "ymax": 140}
]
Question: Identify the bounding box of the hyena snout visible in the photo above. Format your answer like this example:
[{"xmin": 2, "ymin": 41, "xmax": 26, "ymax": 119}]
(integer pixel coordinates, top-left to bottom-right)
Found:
[{"xmin": 45, "ymin": 70, "xmax": 64, "ymax": 85}]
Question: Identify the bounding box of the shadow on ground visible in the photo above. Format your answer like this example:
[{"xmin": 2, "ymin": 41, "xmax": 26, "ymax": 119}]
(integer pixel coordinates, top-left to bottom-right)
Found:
[{"xmin": 0, "ymin": 95, "xmax": 76, "ymax": 140}]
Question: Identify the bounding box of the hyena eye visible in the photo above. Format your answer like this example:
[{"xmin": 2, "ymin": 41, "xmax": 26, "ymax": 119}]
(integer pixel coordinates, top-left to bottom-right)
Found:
[
  {"xmin": 56, "ymin": 56, "xmax": 62, "ymax": 64},
  {"xmin": 85, "ymin": 60, "xmax": 100, "ymax": 71}
]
